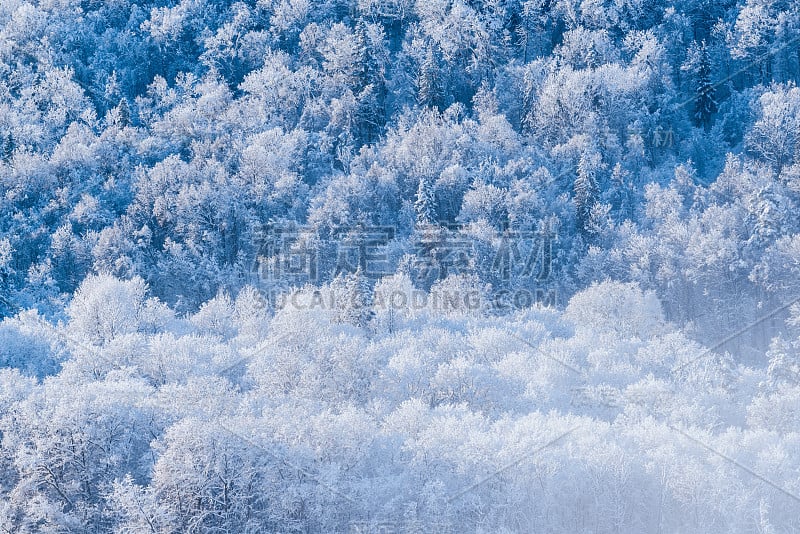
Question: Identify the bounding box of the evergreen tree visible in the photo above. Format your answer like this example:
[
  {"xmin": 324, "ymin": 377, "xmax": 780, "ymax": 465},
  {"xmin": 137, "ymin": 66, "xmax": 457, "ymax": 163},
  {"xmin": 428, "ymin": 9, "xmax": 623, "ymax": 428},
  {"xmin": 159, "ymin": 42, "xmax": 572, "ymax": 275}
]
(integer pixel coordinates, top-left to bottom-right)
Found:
[
  {"xmin": 354, "ymin": 19, "xmax": 387, "ymax": 143},
  {"xmin": 117, "ymin": 97, "xmax": 131, "ymax": 128},
  {"xmin": 332, "ymin": 267, "xmax": 373, "ymax": 328},
  {"xmin": 1, "ymin": 132, "xmax": 13, "ymax": 162},
  {"xmin": 574, "ymin": 152, "xmax": 601, "ymax": 235},
  {"xmin": 691, "ymin": 41, "xmax": 717, "ymax": 130},
  {"xmin": 417, "ymin": 44, "xmax": 444, "ymax": 110},
  {"xmin": 607, "ymin": 163, "xmax": 633, "ymax": 223},
  {"xmin": 415, "ymin": 175, "xmax": 437, "ymax": 225},
  {"xmin": 0, "ymin": 238, "xmax": 14, "ymax": 318},
  {"xmin": 354, "ymin": 20, "xmax": 383, "ymax": 94}
]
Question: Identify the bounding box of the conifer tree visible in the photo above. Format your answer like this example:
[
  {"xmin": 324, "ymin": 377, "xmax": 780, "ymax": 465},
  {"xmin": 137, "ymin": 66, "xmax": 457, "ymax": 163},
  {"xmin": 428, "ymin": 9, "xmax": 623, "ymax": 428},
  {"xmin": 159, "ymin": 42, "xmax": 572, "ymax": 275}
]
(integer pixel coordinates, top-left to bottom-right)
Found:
[
  {"xmin": 332, "ymin": 267, "xmax": 373, "ymax": 327},
  {"xmin": 117, "ymin": 97, "xmax": 131, "ymax": 128},
  {"xmin": 417, "ymin": 44, "xmax": 444, "ymax": 110},
  {"xmin": 354, "ymin": 19, "xmax": 386, "ymax": 143},
  {"xmin": 692, "ymin": 41, "xmax": 717, "ymax": 130},
  {"xmin": 415, "ymin": 175, "xmax": 437, "ymax": 225},
  {"xmin": 1, "ymin": 132, "xmax": 13, "ymax": 162},
  {"xmin": 574, "ymin": 152, "xmax": 601, "ymax": 234}
]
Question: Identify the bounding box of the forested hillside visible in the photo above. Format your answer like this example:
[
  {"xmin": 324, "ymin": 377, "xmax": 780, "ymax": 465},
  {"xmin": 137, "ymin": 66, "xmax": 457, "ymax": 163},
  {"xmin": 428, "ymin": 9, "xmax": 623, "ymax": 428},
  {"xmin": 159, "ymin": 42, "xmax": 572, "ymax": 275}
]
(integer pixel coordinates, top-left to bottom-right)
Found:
[{"xmin": 1, "ymin": 0, "xmax": 800, "ymax": 531}]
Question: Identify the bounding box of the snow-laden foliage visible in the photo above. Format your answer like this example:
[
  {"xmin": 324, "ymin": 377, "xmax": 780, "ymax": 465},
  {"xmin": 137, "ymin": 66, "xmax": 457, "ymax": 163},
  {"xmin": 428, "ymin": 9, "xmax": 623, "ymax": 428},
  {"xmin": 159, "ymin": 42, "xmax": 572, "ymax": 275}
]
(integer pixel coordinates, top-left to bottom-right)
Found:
[
  {"xmin": 1, "ymin": 0, "xmax": 800, "ymax": 530},
  {"xmin": 0, "ymin": 280, "xmax": 797, "ymax": 532}
]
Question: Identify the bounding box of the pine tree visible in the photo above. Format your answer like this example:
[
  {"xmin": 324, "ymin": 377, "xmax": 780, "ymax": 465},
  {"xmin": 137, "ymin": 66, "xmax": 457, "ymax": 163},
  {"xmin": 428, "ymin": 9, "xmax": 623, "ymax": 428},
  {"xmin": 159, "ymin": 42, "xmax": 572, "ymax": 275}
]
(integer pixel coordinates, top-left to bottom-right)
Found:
[
  {"xmin": 415, "ymin": 175, "xmax": 437, "ymax": 225},
  {"xmin": 417, "ymin": 44, "xmax": 444, "ymax": 110},
  {"xmin": 692, "ymin": 41, "xmax": 717, "ymax": 130},
  {"xmin": 1, "ymin": 132, "xmax": 14, "ymax": 162},
  {"xmin": 608, "ymin": 163, "xmax": 632, "ymax": 222},
  {"xmin": 354, "ymin": 20, "xmax": 387, "ymax": 144},
  {"xmin": 117, "ymin": 97, "xmax": 131, "ymax": 127},
  {"xmin": 574, "ymin": 152, "xmax": 601, "ymax": 234},
  {"xmin": 354, "ymin": 20, "xmax": 379, "ymax": 93},
  {"xmin": 332, "ymin": 267, "xmax": 373, "ymax": 328}
]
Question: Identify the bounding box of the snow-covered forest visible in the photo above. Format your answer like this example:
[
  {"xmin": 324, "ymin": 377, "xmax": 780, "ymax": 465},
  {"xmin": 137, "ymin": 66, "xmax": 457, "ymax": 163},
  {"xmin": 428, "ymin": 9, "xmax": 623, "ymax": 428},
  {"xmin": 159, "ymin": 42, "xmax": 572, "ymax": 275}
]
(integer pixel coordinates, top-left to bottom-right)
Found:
[{"xmin": 1, "ymin": 0, "xmax": 800, "ymax": 531}]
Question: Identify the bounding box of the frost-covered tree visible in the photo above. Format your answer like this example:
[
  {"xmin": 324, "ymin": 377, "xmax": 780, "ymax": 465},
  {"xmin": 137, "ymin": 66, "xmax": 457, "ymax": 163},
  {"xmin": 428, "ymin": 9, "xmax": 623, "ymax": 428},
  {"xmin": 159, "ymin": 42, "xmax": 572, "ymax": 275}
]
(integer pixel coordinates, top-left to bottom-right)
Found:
[
  {"xmin": 684, "ymin": 40, "xmax": 717, "ymax": 129},
  {"xmin": 417, "ymin": 43, "xmax": 445, "ymax": 110},
  {"xmin": 574, "ymin": 151, "xmax": 602, "ymax": 235},
  {"xmin": 415, "ymin": 175, "xmax": 438, "ymax": 225},
  {"xmin": 331, "ymin": 267, "xmax": 374, "ymax": 328},
  {"xmin": 746, "ymin": 84, "xmax": 800, "ymax": 172}
]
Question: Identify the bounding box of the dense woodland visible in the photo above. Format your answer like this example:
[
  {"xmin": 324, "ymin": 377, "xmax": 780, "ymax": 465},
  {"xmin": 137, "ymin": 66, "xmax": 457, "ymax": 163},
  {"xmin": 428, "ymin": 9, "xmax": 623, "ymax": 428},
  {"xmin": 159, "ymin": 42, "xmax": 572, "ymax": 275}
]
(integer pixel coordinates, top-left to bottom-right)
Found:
[{"xmin": 1, "ymin": 0, "xmax": 800, "ymax": 531}]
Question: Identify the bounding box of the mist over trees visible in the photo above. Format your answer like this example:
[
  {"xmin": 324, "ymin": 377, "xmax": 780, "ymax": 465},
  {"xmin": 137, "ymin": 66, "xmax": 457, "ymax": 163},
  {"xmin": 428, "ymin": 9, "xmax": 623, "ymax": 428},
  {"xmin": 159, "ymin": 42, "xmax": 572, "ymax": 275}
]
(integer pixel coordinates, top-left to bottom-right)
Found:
[{"xmin": 1, "ymin": 0, "xmax": 800, "ymax": 531}]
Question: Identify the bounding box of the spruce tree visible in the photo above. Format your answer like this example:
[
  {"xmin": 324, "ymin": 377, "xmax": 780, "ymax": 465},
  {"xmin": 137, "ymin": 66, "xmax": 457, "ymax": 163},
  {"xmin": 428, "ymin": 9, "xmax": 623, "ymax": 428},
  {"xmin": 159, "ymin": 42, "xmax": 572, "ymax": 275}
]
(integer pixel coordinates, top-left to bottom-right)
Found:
[
  {"xmin": 117, "ymin": 98, "xmax": 131, "ymax": 128},
  {"xmin": 417, "ymin": 44, "xmax": 444, "ymax": 110},
  {"xmin": 332, "ymin": 267, "xmax": 373, "ymax": 328},
  {"xmin": 415, "ymin": 175, "xmax": 437, "ymax": 225},
  {"xmin": 693, "ymin": 41, "xmax": 717, "ymax": 130},
  {"xmin": 1, "ymin": 132, "xmax": 14, "ymax": 162},
  {"xmin": 354, "ymin": 19, "xmax": 387, "ymax": 143},
  {"xmin": 574, "ymin": 152, "xmax": 600, "ymax": 234}
]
